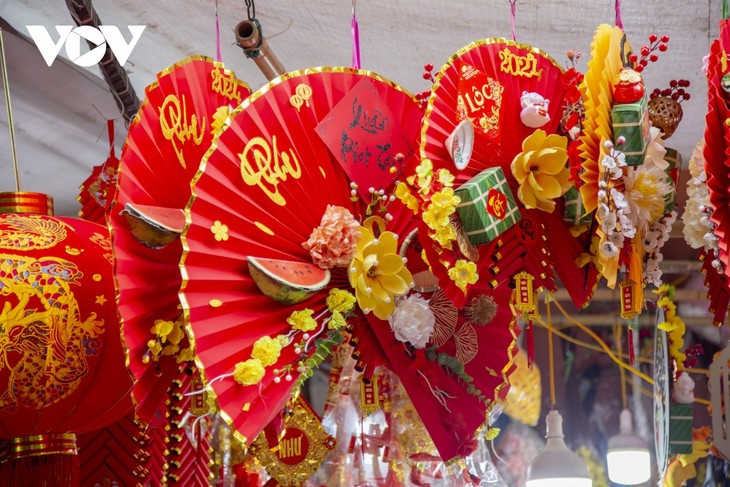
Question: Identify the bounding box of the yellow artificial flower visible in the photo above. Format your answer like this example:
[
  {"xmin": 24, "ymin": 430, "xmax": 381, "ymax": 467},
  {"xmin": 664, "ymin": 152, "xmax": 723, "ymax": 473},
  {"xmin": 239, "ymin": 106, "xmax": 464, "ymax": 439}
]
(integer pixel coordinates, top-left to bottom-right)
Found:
[
  {"xmin": 430, "ymin": 187, "xmax": 460, "ymax": 209},
  {"xmin": 348, "ymin": 225, "xmax": 413, "ymax": 320},
  {"xmin": 448, "ymin": 259, "xmax": 478, "ymax": 293},
  {"xmin": 148, "ymin": 339, "xmax": 162, "ymax": 357},
  {"xmin": 162, "ymin": 344, "xmax": 179, "ymax": 356},
  {"xmin": 166, "ymin": 321, "xmax": 185, "ymax": 345},
  {"xmin": 177, "ymin": 347, "xmax": 195, "ymax": 363},
  {"xmin": 326, "ymin": 288, "xmax": 356, "ymax": 314},
  {"xmin": 511, "ymin": 130, "xmax": 571, "ymax": 212},
  {"xmin": 328, "ymin": 311, "xmax": 346, "ymax": 330},
  {"xmin": 415, "ymin": 159, "xmax": 434, "ymax": 192},
  {"xmin": 422, "ymin": 203, "xmax": 452, "ymax": 230},
  {"xmin": 252, "ymin": 336, "xmax": 282, "ymax": 367},
  {"xmin": 432, "ymin": 224, "xmax": 456, "ymax": 247},
  {"xmin": 287, "ymin": 308, "xmax": 318, "ymax": 332},
  {"xmin": 395, "ymin": 182, "xmax": 420, "ymax": 213},
  {"xmin": 152, "ymin": 319, "xmax": 174, "ymax": 341},
  {"xmin": 233, "ymin": 358, "xmax": 265, "ymax": 386},
  {"xmin": 436, "ymin": 168, "xmax": 455, "ymax": 187}
]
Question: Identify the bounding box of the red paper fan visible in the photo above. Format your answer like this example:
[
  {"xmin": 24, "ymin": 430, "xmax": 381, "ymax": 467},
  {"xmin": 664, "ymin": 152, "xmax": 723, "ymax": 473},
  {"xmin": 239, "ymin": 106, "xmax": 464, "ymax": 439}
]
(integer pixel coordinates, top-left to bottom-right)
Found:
[
  {"xmin": 181, "ymin": 68, "xmax": 423, "ymax": 446},
  {"xmin": 418, "ymin": 39, "xmax": 595, "ymax": 305},
  {"xmin": 704, "ymin": 34, "xmax": 730, "ymax": 273},
  {"xmin": 181, "ymin": 67, "xmax": 519, "ymax": 461},
  {"xmin": 110, "ymin": 56, "xmax": 251, "ymax": 421},
  {"xmin": 78, "ymin": 120, "xmax": 119, "ymax": 225}
]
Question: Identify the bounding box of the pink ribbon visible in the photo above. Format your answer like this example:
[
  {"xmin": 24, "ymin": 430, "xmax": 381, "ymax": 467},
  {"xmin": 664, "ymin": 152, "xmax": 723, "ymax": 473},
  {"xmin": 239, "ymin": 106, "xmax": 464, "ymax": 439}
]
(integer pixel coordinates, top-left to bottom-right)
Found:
[
  {"xmin": 352, "ymin": 1, "xmax": 361, "ymax": 69},
  {"xmin": 615, "ymin": 0, "xmax": 623, "ymax": 29},
  {"xmin": 215, "ymin": 0, "xmax": 222, "ymax": 62},
  {"xmin": 510, "ymin": 0, "xmax": 517, "ymax": 42}
]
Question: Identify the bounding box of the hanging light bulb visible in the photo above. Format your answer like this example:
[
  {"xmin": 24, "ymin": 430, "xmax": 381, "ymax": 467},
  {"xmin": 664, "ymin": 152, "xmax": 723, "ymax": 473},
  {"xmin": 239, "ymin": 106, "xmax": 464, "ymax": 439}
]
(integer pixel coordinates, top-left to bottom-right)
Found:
[
  {"xmin": 525, "ymin": 410, "xmax": 592, "ymax": 487},
  {"xmin": 606, "ymin": 408, "xmax": 651, "ymax": 485}
]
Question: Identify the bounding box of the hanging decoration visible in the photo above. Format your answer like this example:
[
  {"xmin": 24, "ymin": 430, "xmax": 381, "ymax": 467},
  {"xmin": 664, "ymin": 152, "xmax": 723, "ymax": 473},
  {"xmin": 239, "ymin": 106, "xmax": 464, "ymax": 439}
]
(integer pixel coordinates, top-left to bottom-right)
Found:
[
  {"xmin": 180, "ymin": 67, "xmax": 520, "ymax": 462},
  {"xmin": 249, "ymin": 397, "xmax": 336, "ymax": 486},
  {"xmin": 77, "ymin": 119, "xmax": 119, "ymax": 225},
  {"xmin": 109, "ymin": 56, "xmax": 250, "ymax": 422},
  {"xmin": 684, "ymin": 17, "xmax": 730, "ymax": 326},
  {"xmin": 415, "ymin": 37, "xmax": 599, "ymax": 310},
  {"xmin": 0, "ymin": 197, "xmax": 134, "ymax": 486}
]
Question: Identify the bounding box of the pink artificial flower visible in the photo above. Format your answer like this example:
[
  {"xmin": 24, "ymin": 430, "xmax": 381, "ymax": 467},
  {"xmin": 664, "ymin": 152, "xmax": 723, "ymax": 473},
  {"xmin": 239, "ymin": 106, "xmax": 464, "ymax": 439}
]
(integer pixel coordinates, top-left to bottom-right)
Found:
[{"xmin": 303, "ymin": 205, "xmax": 361, "ymax": 269}]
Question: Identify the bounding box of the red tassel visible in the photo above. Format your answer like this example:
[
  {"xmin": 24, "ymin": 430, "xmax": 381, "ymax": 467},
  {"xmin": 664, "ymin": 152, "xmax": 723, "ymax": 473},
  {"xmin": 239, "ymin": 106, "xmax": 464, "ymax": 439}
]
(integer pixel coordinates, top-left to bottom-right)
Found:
[
  {"xmin": 628, "ymin": 326, "xmax": 635, "ymax": 366},
  {"xmin": 526, "ymin": 319, "xmax": 535, "ymax": 369},
  {"xmin": 0, "ymin": 452, "xmax": 79, "ymax": 487}
]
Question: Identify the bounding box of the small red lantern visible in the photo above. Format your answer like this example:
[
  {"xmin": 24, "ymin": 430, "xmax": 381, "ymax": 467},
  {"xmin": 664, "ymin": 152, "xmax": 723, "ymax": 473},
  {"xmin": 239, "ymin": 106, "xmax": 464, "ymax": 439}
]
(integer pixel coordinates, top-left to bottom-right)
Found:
[{"xmin": 0, "ymin": 192, "xmax": 133, "ymax": 486}]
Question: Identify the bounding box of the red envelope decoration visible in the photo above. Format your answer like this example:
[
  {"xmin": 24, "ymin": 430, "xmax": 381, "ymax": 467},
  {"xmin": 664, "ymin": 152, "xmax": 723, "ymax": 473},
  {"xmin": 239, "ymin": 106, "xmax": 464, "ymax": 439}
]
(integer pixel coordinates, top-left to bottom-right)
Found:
[
  {"xmin": 316, "ymin": 76, "xmax": 415, "ymax": 199},
  {"xmin": 456, "ymin": 63, "xmax": 504, "ymax": 143}
]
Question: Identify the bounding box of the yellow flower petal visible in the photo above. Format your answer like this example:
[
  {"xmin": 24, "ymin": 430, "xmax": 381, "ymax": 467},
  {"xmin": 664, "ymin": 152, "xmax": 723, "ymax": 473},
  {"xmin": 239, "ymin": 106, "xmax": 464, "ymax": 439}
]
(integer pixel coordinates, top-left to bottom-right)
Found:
[
  {"xmin": 522, "ymin": 129, "xmax": 546, "ymax": 152},
  {"xmin": 535, "ymin": 174, "xmax": 563, "ymax": 198},
  {"xmin": 519, "ymin": 185, "xmax": 537, "ymax": 208},
  {"xmin": 377, "ymin": 253, "xmax": 406, "ymax": 275},
  {"xmin": 378, "ymin": 273, "xmax": 409, "ymax": 295}
]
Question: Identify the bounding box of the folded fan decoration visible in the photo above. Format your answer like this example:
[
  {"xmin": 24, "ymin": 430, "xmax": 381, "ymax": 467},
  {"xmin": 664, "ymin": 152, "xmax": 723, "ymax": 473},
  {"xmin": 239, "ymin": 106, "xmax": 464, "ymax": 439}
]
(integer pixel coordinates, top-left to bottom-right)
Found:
[
  {"xmin": 180, "ymin": 67, "xmax": 519, "ymax": 461},
  {"xmin": 110, "ymin": 56, "xmax": 251, "ymax": 422},
  {"xmin": 417, "ymin": 38, "xmax": 598, "ymax": 308}
]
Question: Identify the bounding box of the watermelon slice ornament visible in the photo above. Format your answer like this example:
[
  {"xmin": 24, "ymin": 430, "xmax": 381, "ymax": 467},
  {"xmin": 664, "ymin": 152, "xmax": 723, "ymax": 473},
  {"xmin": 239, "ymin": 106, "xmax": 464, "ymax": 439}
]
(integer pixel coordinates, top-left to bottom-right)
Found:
[
  {"xmin": 180, "ymin": 68, "xmax": 519, "ymax": 462},
  {"xmin": 248, "ymin": 257, "xmax": 331, "ymax": 305}
]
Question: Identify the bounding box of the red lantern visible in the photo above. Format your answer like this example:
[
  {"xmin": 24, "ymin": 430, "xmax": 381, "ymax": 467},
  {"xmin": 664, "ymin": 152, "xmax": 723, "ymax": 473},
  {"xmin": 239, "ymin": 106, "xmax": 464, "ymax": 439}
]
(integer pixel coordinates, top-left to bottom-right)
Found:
[{"xmin": 0, "ymin": 192, "xmax": 133, "ymax": 486}]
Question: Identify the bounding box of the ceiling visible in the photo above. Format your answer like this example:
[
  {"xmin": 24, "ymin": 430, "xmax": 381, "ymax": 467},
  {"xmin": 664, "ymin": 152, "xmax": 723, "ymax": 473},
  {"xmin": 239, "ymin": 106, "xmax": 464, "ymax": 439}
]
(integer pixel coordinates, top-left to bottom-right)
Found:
[
  {"xmin": 0, "ymin": 0, "xmax": 724, "ymax": 314},
  {"xmin": 0, "ymin": 0, "xmax": 722, "ymax": 213}
]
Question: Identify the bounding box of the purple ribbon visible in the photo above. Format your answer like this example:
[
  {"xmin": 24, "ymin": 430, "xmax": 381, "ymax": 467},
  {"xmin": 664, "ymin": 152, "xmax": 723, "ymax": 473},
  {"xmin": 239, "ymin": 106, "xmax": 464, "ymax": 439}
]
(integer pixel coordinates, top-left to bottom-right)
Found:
[
  {"xmin": 615, "ymin": 0, "xmax": 623, "ymax": 29},
  {"xmin": 351, "ymin": 9, "xmax": 361, "ymax": 69}
]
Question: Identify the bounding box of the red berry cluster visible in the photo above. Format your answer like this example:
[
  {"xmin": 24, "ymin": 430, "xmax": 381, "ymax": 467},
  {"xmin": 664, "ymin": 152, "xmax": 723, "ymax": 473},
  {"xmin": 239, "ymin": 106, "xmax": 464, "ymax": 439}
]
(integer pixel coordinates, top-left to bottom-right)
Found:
[
  {"xmin": 684, "ymin": 343, "xmax": 704, "ymax": 369},
  {"xmin": 422, "ymin": 62, "xmax": 435, "ymax": 83},
  {"xmin": 628, "ymin": 34, "xmax": 670, "ymax": 73},
  {"xmin": 650, "ymin": 79, "xmax": 691, "ymax": 103},
  {"xmin": 415, "ymin": 63, "xmax": 435, "ymax": 111}
]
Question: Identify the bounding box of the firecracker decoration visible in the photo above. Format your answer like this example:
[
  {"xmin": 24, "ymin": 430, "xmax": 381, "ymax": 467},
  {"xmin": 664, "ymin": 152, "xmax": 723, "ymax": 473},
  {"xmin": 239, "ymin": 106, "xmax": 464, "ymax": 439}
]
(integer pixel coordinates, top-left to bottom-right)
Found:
[
  {"xmin": 163, "ymin": 371, "xmax": 212, "ymax": 486},
  {"xmin": 77, "ymin": 414, "xmax": 150, "ymax": 487},
  {"xmin": 249, "ymin": 397, "xmax": 335, "ymax": 486}
]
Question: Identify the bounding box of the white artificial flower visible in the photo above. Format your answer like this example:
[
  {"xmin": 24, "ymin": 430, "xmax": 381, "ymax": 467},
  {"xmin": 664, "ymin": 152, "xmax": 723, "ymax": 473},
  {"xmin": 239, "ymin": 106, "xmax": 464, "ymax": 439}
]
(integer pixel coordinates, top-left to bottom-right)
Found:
[
  {"xmin": 601, "ymin": 154, "xmax": 617, "ymax": 169},
  {"xmin": 618, "ymin": 212, "xmax": 636, "ymax": 239},
  {"xmin": 601, "ymin": 212, "xmax": 617, "ymax": 233},
  {"xmin": 644, "ymin": 127, "xmax": 669, "ymax": 170},
  {"xmin": 614, "ymin": 151, "xmax": 627, "ymax": 167},
  {"xmin": 682, "ymin": 140, "xmax": 713, "ymax": 249},
  {"xmin": 609, "ymin": 230, "xmax": 624, "ymax": 248},
  {"xmin": 597, "ymin": 203, "xmax": 611, "ymax": 220},
  {"xmin": 611, "ymin": 188, "xmax": 628, "ymax": 211},
  {"xmin": 623, "ymin": 164, "xmax": 673, "ymax": 233},
  {"xmin": 600, "ymin": 241, "xmax": 618, "ymax": 258},
  {"xmin": 388, "ymin": 293, "xmax": 436, "ymax": 349}
]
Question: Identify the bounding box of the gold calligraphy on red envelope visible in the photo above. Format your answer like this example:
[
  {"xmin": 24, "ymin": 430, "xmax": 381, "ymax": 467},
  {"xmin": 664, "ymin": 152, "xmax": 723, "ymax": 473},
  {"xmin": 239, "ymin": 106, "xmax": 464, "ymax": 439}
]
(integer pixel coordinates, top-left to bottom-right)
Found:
[{"xmin": 456, "ymin": 63, "xmax": 505, "ymax": 143}]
